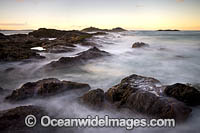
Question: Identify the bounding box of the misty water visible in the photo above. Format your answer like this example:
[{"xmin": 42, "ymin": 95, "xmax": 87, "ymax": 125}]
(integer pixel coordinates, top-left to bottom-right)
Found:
[{"xmin": 0, "ymin": 30, "xmax": 200, "ymax": 133}]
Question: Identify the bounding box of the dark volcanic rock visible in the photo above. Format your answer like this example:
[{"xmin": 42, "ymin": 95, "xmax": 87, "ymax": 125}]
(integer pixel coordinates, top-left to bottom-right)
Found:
[
  {"xmin": 46, "ymin": 47, "xmax": 110, "ymax": 68},
  {"xmin": 164, "ymin": 83, "xmax": 200, "ymax": 106},
  {"xmin": 126, "ymin": 90, "xmax": 191, "ymax": 121},
  {"xmin": 132, "ymin": 42, "xmax": 149, "ymax": 48},
  {"xmin": 105, "ymin": 74, "xmax": 162, "ymax": 103},
  {"xmin": 80, "ymin": 89, "xmax": 105, "ymax": 110},
  {"xmin": 105, "ymin": 74, "xmax": 192, "ymax": 122},
  {"xmin": 5, "ymin": 78, "xmax": 90, "ymax": 102},
  {"xmin": 0, "ymin": 105, "xmax": 49, "ymax": 132}
]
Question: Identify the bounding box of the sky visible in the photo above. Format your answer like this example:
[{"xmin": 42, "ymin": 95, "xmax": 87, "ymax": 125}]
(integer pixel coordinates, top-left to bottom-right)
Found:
[{"xmin": 0, "ymin": 0, "xmax": 200, "ymax": 30}]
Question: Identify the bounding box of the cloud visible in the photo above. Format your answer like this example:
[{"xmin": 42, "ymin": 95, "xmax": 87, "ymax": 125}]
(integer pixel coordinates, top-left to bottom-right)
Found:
[
  {"xmin": 0, "ymin": 23, "xmax": 27, "ymax": 26},
  {"xmin": 176, "ymin": 0, "xmax": 184, "ymax": 2}
]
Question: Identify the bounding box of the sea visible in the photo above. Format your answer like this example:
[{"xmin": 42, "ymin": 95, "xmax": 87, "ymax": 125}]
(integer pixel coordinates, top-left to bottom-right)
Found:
[{"xmin": 0, "ymin": 30, "xmax": 200, "ymax": 133}]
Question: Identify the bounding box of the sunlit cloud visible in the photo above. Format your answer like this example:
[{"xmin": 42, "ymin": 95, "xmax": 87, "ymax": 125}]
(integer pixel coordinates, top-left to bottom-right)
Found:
[{"xmin": 0, "ymin": 23, "xmax": 27, "ymax": 26}]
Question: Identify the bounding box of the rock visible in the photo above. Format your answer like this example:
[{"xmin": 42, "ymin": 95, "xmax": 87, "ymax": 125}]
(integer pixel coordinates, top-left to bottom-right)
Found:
[
  {"xmin": 46, "ymin": 47, "xmax": 110, "ymax": 68},
  {"xmin": 29, "ymin": 28, "xmax": 97, "ymax": 49},
  {"xmin": 45, "ymin": 45, "xmax": 75, "ymax": 53},
  {"xmin": 0, "ymin": 105, "xmax": 49, "ymax": 132},
  {"xmin": 164, "ymin": 83, "xmax": 200, "ymax": 106},
  {"xmin": 91, "ymin": 32, "xmax": 107, "ymax": 36},
  {"xmin": 5, "ymin": 78, "xmax": 90, "ymax": 102},
  {"xmin": 29, "ymin": 28, "xmax": 92, "ymax": 40},
  {"xmin": 126, "ymin": 90, "xmax": 192, "ymax": 121},
  {"xmin": 105, "ymin": 74, "xmax": 192, "ymax": 122},
  {"xmin": 0, "ymin": 28, "xmax": 100, "ymax": 61},
  {"xmin": 111, "ymin": 27, "xmax": 126, "ymax": 32},
  {"xmin": 132, "ymin": 42, "xmax": 149, "ymax": 48},
  {"xmin": 81, "ymin": 27, "xmax": 126, "ymax": 32},
  {"xmin": 0, "ymin": 34, "xmax": 45, "ymax": 61},
  {"xmin": 105, "ymin": 74, "xmax": 162, "ymax": 103},
  {"xmin": 80, "ymin": 89, "xmax": 105, "ymax": 110},
  {"xmin": 81, "ymin": 27, "xmax": 106, "ymax": 32},
  {"xmin": 29, "ymin": 28, "xmax": 66, "ymax": 38},
  {"xmin": 57, "ymin": 31, "xmax": 92, "ymax": 44}
]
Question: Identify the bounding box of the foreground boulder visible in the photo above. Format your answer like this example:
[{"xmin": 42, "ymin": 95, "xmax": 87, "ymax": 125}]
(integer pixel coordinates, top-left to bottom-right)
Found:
[
  {"xmin": 164, "ymin": 83, "xmax": 200, "ymax": 106},
  {"xmin": 126, "ymin": 90, "xmax": 191, "ymax": 121},
  {"xmin": 80, "ymin": 89, "xmax": 105, "ymax": 110},
  {"xmin": 5, "ymin": 78, "xmax": 90, "ymax": 101},
  {"xmin": 0, "ymin": 105, "xmax": 49, "ymax": 132},
  {"xmin": 105, "ymin": 74, "xmax": 192, "ymax": 122},
  {"xmin": 105, "ymin": 74, "xmax": 162, "ymax": 103},
  {"xmin": 46, "ymin": 47, "xmax": 110, "ymax": 68},
  {"xmin": 132, "ymin": 42, "xmax": 149, "ymax": 48}
]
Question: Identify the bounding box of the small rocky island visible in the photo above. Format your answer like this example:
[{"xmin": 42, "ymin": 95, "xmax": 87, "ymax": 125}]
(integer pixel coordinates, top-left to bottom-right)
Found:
[{"xmin": 157, "ymin": 29, "xmax": 180, "ymax": 31}]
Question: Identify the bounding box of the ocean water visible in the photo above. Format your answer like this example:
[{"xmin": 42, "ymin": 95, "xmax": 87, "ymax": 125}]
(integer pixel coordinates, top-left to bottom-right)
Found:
[{"xmin": 0, "ymin": 30, "xmax": 200, "ymax": 133}]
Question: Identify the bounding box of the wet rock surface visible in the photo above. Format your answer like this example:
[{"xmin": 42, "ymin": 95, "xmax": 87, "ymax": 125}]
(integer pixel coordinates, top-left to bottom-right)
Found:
[
  {"xmin": 0, "ymin": 105, "xmax": 50, "ymax": 133},
  {"xmin": 80, "ymin": 89, "xmax": 105, "ymax": 110},
  {"xmin": 0, "ymin": 34, "xmax": 45, "ymax": 61},
  {"xmin": 5, "ymin": 78, "xmax": 90, "ymax": 102},
  {"xmin": 0, "ymin": 28, "xmax": 99, "ymax": 61},
  {"xmin": 45, "ymin": 47, "xmax": 110, "ymax": 68},
  {"xmin": 126, "ymin": 90, "xmax": 191, "ymax": 121},
  {"xmin": 132, "ymin": 42, "xmax": 149, "ymax": 48},
  {"xmin": 164, "ymin": 83, "xmax": 200, "ymax": 106},
  {"xmin": 105, "ymin": 74, "xmax": 192, "ymax": 122},
  {"xmin": 105, "ymin": 74, "xmax": 162, "ymax": 103}
]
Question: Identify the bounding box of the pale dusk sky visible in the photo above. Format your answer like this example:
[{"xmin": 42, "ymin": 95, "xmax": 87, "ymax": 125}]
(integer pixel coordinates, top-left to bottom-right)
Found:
[{"xmin": 0, "ymin": 0, "xmax": 200, "ymax": 30}]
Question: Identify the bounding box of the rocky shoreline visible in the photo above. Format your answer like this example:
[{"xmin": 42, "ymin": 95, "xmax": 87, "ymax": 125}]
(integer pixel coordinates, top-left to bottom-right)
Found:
[
  {"xmin": 1, "ymin": 73, "xmax": 200, "ymax": 131},
  {"xmin": 0, "ymin": 28, "xmax": 200, "ymax": 132}
]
